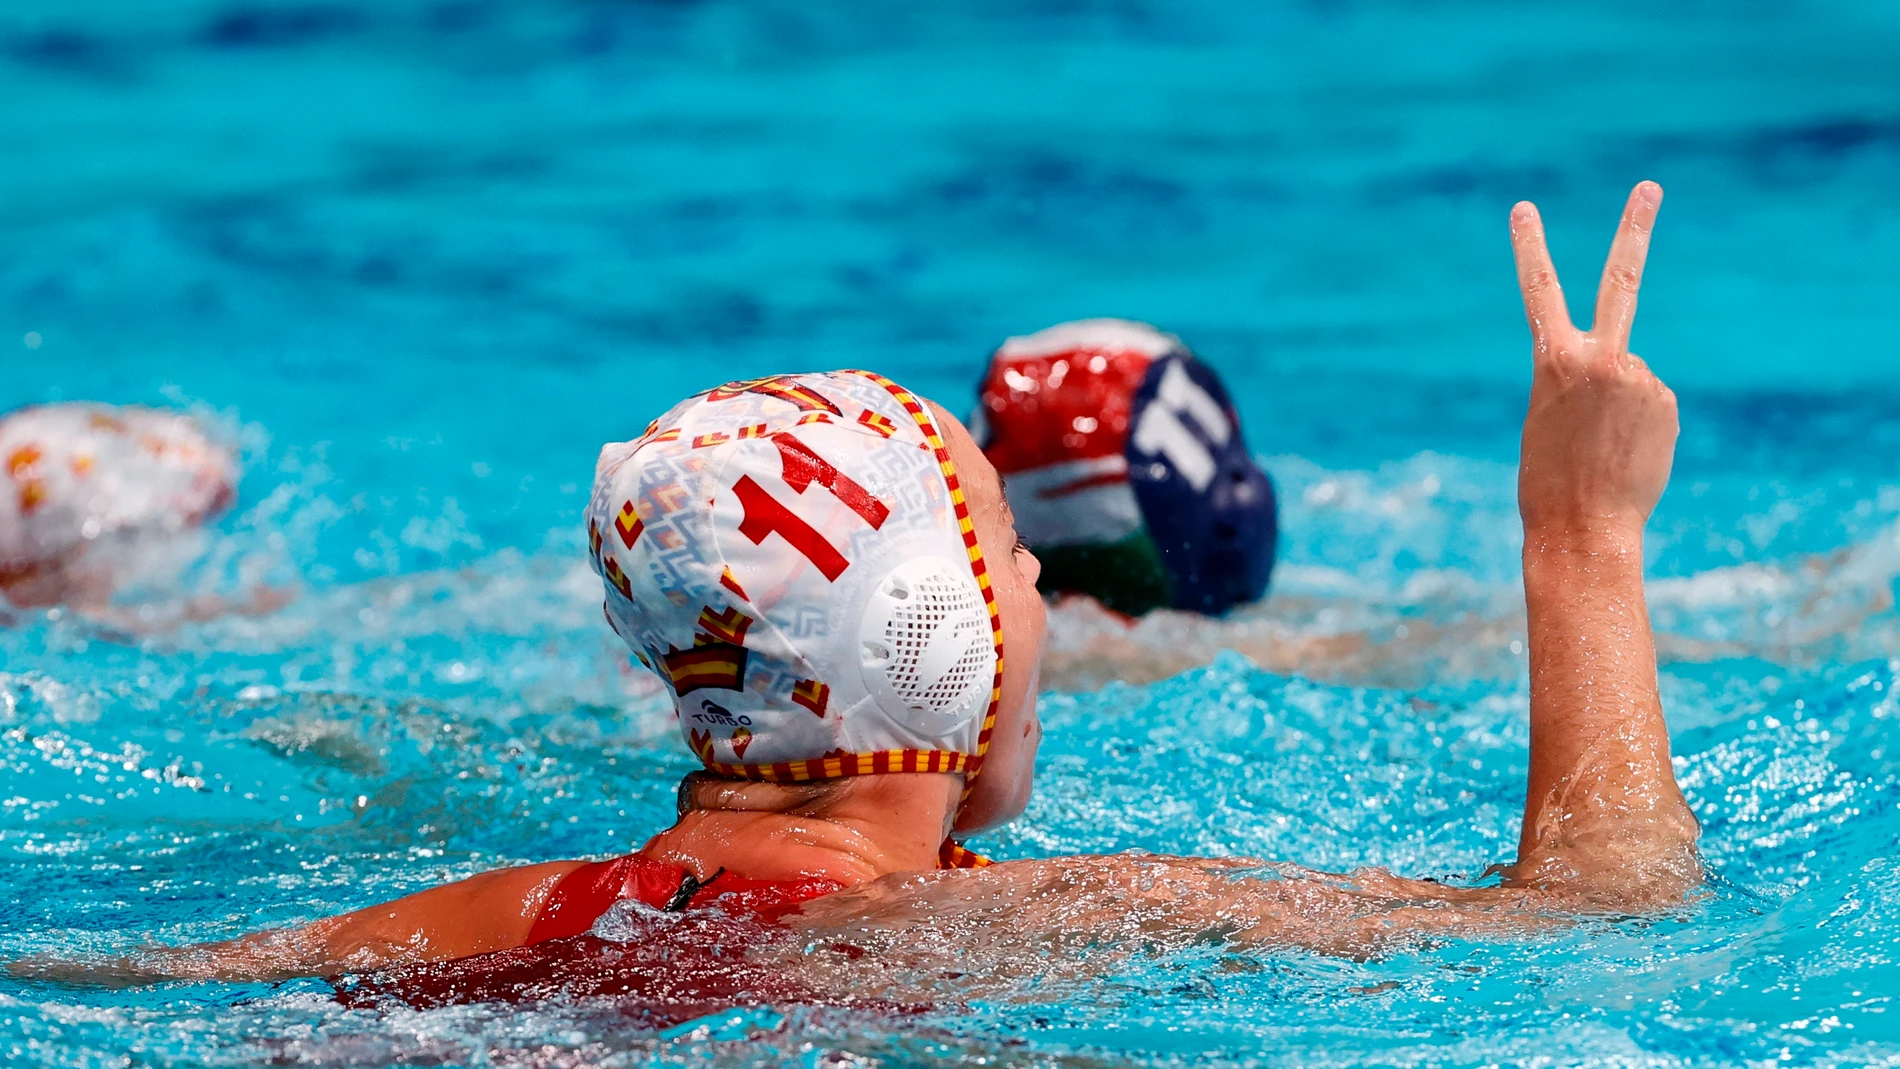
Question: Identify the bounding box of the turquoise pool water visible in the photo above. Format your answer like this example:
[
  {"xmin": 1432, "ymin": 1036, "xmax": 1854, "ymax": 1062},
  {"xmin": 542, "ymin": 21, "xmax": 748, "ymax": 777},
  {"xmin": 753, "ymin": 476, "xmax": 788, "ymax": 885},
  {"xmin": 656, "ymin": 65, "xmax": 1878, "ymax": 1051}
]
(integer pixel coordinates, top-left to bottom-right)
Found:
[{"xmin": 4, "ymin": 0, "xmax": 1900, "ymax": 1064}]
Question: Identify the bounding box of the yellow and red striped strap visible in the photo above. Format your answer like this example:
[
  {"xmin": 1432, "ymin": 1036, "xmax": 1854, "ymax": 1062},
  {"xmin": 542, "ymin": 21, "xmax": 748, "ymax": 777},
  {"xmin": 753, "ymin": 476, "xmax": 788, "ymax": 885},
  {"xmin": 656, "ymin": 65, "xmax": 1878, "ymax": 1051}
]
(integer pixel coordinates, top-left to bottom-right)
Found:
[
  {"xmin": 939, "ymin": 840, "xmax": 993, "ymax": 868},
  {"xmin": 844, "ymin": 370, "xmax": 1005, "ymax": 795},
  {"xmin": 697, "ymin": 747, "xmax": 971, "ymax": 783}
]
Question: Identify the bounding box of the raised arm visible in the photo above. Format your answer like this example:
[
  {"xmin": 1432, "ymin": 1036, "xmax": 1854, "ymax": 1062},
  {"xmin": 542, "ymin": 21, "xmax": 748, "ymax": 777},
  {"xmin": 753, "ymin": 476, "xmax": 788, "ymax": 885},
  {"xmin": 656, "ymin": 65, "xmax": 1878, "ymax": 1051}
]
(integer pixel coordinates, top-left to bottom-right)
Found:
[
  {"xmin": 792, "ymin": 186, "xmax": 1707, "ymax": 970},
  {"xmin": 1503, "ymin": 181, "xmax": 1700, "ymax": 904}
]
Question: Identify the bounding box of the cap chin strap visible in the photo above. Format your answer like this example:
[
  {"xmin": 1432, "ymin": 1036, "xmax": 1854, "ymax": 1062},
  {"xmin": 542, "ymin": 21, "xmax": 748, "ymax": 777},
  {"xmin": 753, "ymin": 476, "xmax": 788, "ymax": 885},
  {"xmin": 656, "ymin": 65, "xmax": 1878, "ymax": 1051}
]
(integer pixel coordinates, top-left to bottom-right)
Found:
[
  {"xmin": 843, "ymin": 371, "xmax": 1008, "ymax": 866},
  {"xmin": 940, "ymin": 840, "xmax": 992, "ymax": 868}
]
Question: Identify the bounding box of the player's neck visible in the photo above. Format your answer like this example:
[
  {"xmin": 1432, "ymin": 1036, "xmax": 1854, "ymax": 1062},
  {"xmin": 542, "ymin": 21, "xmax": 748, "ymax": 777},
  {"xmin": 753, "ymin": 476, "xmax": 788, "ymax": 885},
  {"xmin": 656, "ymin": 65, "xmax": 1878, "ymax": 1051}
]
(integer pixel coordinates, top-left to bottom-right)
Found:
[{"xmin": 638, "ymin": 772, "xmax": 960, "ymax": 885}]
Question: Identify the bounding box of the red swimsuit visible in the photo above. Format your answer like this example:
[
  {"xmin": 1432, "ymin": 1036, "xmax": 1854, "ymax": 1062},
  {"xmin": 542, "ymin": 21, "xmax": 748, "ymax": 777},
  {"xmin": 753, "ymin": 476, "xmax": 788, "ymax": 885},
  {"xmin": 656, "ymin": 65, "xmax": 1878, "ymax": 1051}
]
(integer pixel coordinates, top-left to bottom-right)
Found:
[
  {"xmin": 340, "ymin": 848, "xmax": 987, "ymax": 1013},
  {"xmin": 524, "ymin": 853, "xmax": 844, "ymax": 944},
  {"xmin": 336, "ymin": 855, "xmax": 848, "ymax": 1015}
]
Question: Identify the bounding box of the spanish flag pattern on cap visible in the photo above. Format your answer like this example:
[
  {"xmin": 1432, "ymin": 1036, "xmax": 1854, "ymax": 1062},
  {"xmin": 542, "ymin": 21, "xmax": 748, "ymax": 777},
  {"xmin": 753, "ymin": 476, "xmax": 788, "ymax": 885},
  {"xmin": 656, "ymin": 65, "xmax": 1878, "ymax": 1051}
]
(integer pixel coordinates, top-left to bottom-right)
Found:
[
  {"xmin": 587, "ymin": 371, "xmax": 1004, "ymax": 790},
  {"xmin": 0, "ymin": 404, "xmax": 236, "ymax": 581}
]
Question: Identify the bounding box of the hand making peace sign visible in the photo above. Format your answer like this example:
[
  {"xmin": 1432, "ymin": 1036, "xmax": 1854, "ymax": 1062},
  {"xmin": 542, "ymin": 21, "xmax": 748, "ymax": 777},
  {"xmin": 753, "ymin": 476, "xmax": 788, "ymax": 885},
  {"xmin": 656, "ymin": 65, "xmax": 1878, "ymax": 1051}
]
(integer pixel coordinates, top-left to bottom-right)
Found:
[{"xmin": 1511, "ymin": 181, "xmax": 1680, "ymax": 548}]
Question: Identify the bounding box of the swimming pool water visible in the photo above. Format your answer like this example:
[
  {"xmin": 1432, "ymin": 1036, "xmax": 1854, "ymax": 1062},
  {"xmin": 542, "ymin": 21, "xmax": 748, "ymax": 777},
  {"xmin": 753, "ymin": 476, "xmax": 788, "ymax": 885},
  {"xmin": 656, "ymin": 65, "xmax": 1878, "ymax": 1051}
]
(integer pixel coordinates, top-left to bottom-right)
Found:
[{"xmin": 3, "ymin": 0, "xmax": 1900, "ymax": 1065}]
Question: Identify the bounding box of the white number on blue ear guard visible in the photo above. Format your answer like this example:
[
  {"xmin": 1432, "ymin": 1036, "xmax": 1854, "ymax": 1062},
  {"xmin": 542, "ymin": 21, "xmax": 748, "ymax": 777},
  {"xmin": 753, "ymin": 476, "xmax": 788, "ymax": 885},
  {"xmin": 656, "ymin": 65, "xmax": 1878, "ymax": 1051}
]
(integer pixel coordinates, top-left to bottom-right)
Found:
[{"xmin": 1131, "ymin": 359, "xmax": 1230, "ymax": 492}]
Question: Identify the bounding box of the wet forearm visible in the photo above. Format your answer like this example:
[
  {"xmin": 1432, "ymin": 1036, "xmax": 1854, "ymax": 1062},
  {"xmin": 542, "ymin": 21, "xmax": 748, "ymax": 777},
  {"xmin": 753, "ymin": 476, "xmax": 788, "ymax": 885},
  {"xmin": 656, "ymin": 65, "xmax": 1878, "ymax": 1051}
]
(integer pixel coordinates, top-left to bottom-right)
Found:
[
  {"xmin": 782, "ymin": 857, "xmax": 1577, "ymax": 981},
  {"xmin": 133, "ymin": 919, "xmax": 392, "ymax": 983},
  {"xmin": 6, "ymin": 917, "xmax": 403, "ymax": 988},
  {"xmin": 1517, "ymin": 528, "xmax": 1698, "ymax": 893},
  {"xmin": 12, "ymin": 861, "xmax": 581, "ymax": 987},
  {"xmin": 1522, "ymin": 529, "xmax": 1663, "ymax": 827}
]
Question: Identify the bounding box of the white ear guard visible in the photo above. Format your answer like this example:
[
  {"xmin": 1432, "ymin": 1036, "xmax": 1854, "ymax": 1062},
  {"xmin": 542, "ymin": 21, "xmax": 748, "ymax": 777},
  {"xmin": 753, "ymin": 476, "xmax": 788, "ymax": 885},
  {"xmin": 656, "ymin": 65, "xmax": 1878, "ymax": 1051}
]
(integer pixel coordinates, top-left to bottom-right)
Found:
[{"xmin": 858, "ymin": 556, "xmax": 997, "ymax": 740}]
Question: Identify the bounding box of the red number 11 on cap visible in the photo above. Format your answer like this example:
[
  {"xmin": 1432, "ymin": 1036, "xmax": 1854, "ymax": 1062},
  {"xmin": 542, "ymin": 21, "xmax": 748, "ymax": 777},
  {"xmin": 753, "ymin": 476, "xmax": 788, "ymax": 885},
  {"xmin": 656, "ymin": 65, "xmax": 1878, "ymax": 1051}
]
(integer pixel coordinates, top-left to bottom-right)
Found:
[{"xmin": 733, "ymin": 434, "xmax": 890, "ymax": 582}]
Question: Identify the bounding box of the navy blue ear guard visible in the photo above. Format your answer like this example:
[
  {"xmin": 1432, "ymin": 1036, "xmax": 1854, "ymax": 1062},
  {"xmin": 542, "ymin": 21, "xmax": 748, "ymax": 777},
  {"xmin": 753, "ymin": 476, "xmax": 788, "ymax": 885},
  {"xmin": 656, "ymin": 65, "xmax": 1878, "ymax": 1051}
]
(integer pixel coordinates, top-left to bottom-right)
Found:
[{"xmin": 1126, "ymin": 354, "xmax": 1277, "ymax": 615}]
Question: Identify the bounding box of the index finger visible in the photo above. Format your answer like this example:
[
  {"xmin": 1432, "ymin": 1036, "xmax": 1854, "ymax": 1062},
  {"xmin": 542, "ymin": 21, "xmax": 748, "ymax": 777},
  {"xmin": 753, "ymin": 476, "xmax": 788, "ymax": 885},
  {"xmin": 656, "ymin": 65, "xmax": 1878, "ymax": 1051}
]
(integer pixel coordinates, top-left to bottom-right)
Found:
[
  {"xmin": 1510, "ymin": 201, "xmax": 1572, "ymax": 354},
  {"xmin": 1591, "ymin": 181, "xmax": 1663, "ymax": 352}
]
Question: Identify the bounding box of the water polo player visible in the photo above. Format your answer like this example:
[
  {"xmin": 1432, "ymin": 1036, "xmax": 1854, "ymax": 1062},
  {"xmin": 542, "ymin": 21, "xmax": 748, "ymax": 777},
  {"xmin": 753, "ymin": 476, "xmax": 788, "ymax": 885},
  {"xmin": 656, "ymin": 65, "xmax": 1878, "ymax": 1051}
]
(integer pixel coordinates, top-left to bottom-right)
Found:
[
  {"xmin": 0, "ymin": 404, "xmax": 237, "ymax": 612},
  {"xmin": 16, "ymin": 183, "xmax": 1702, "ymax": 999},
  {"xmin": 975, "ymin": 319, "xmax": 1276, "ymax": 617}
]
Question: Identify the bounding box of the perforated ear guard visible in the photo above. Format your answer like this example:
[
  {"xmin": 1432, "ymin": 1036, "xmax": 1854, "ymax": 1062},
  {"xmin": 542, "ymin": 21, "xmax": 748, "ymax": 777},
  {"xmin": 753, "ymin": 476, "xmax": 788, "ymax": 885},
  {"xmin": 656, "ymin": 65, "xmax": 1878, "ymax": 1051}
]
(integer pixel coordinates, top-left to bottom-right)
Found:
[{"xmin": 857, "ymin": 556, "xmax": 996, "ymax": 739}]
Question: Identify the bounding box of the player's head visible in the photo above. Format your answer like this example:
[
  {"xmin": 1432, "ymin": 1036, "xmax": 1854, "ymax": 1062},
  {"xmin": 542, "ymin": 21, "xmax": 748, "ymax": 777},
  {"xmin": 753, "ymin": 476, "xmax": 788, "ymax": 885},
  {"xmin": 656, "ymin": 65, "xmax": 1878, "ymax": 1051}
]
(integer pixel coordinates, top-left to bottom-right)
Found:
[
  {"xmin": 586, "ymin": 372, "xmax": 1044, "ymax": 843},
  {"xmin": 0, "ymin": 405, "xmax": 236, "ymax": 606},
  {"xmin": 972, "ymin": 319, "xmax": 1276, "ymax": 616}
]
